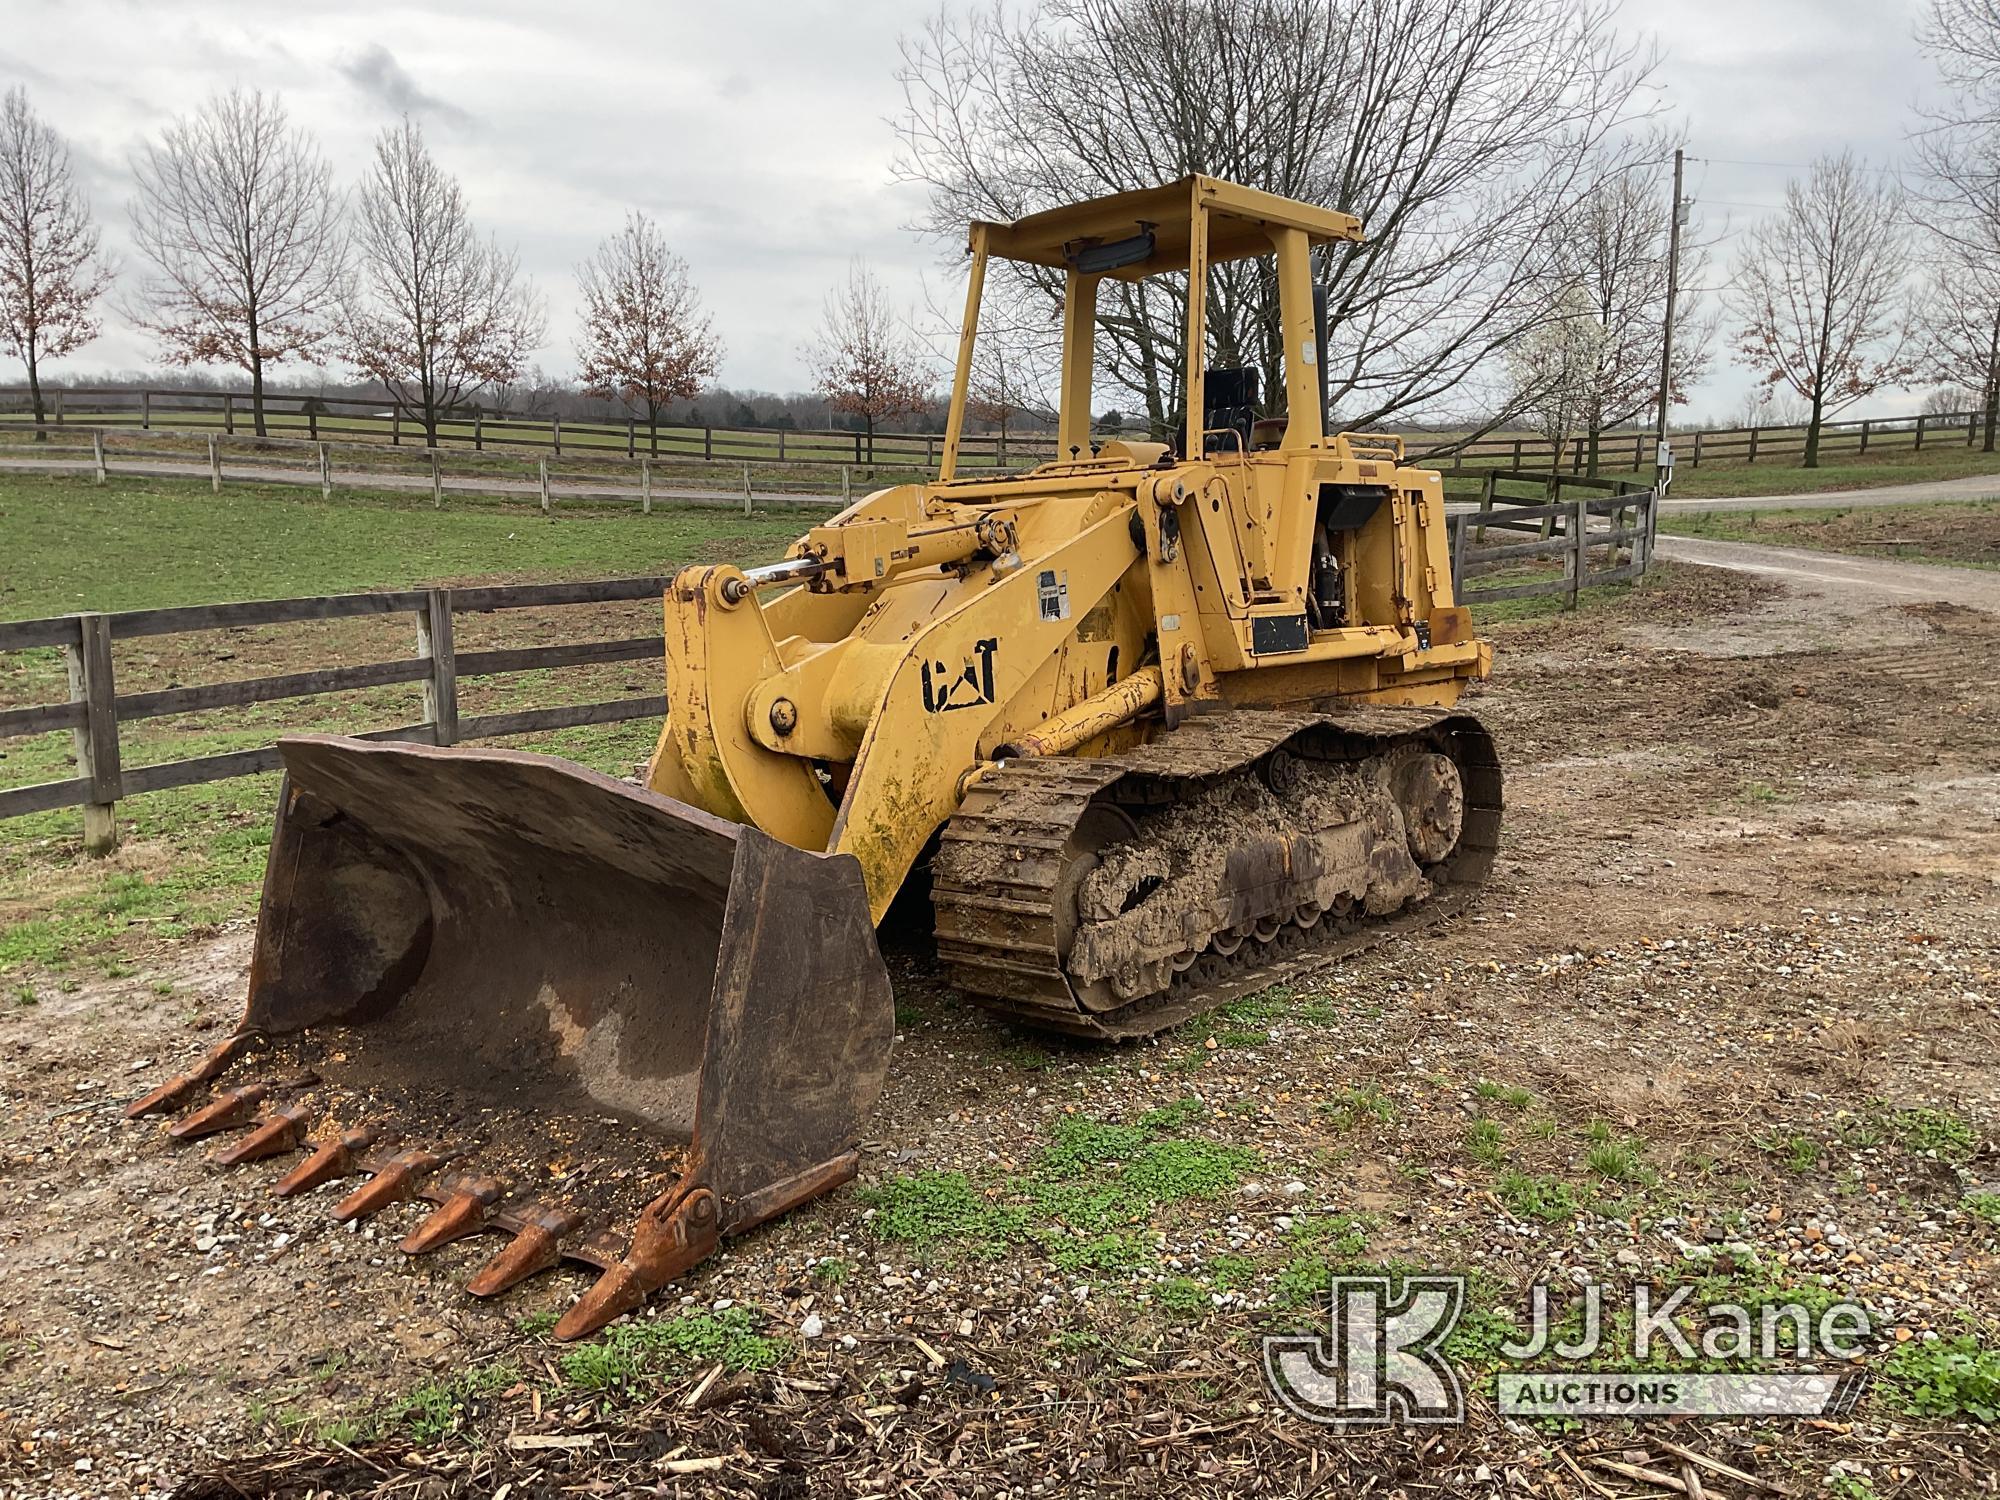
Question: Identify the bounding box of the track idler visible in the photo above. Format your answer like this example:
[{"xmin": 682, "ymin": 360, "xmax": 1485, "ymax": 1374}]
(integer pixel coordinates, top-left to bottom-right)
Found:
[{"xmin": 126, "ymin": 735, "xmax": 895, "ymax": 1339}]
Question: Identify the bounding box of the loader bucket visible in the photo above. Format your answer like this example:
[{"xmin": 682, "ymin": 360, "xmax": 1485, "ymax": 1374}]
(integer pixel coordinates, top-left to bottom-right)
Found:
[{"xmin": 128, "ymin": 734, "xmax": 894, "ymax": 1340}]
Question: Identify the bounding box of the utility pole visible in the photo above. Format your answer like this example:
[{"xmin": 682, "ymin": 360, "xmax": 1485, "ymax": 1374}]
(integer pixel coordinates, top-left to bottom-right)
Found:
[{"xmin": 1654, "ymin": 147, "xmax": 1686, "ymax": 483}]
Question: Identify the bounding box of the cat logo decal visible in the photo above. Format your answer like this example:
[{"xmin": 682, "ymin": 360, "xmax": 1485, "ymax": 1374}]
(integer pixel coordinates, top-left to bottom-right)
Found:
[{"xmin": 921, "ymin": 638, "xmax": 998, "ymax": 713}]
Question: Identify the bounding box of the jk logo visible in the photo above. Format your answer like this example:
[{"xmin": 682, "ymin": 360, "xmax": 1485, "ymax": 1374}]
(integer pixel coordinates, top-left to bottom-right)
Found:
[
  {"xmin": 921, "ymin": 638, "xmax": 999, "ymax": 713},
  {"xmin": 1263, "ymin": 1273, "xmax": 1466, "ymax": 1426}
]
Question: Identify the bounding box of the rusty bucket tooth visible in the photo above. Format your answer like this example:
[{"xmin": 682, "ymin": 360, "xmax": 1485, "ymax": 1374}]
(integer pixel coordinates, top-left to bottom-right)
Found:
[
  {"xmin": 332, "ymin": 1149, "xmax": 440, "ymax": 1223},
  {"xmin": 399, "ymin": 1175, "xmax": 504, "ymax": 1255},
  {"xmin": 554, "ymin": 1185, "xmax": 719, "ymax": 1342},
  {"xmin": 126, "ymin": 1035, "xmax": 252, "ymax": 1120},
  {"xmin": 167, "ymin": 1083, "xmax": 270, "ymax": 1141},
  {"xmin": 212, "ymin": 1104, "xmax": 312, "ymax": 1166},
  {"xmin": 465, "ymin": 1205, "xmax": 585, "ymax": 1298},
  {"xmin": 271, "ymin": 1127, "xmax": 380, "ymax": 1198}
]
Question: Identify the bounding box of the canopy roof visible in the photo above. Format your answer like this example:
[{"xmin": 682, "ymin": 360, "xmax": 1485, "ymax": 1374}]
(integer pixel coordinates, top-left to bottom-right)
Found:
[{"xmin": 973, "ymin": 175, "xmax": 1363, "ymax": 280}]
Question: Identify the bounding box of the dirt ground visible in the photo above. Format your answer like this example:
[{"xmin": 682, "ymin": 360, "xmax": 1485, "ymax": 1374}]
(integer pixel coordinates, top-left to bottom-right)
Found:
[{"xmin": 0, "ymin": 558, "xmax": 1996, "ymax": 1498}]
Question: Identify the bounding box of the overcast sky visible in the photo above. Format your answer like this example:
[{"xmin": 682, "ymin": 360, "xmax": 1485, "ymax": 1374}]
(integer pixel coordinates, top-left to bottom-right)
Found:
[{"xmin": 0, "ymin": 0, "xmax": 1946, "ymax": 423}]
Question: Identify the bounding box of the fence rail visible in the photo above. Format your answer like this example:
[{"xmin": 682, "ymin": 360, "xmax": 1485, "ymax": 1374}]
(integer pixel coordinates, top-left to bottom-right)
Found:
[
  {"xmin": 2, "ymin": 384, "xmax": 1991, "ymax": 477},
  {"xmin": 0, "ymin": 575, "xmax": 675, "ymax": 852}
]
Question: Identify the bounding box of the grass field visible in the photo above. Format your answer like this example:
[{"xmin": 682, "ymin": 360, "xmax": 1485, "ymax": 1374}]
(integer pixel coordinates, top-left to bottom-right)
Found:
[
  {"xmin": 1660, "ymin": 496, "xmax": 2000, "ymax": 569},
  {"xmin": 0, "ymin": 473, "xmax": 832, "ymax": 976}
]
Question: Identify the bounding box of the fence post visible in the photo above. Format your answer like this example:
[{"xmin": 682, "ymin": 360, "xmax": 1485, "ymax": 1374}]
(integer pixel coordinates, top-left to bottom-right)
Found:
[
  {"xmin": 64, "ymin": 613, "xmax": 121, "ymax": 856},
  {"xmin": 627, "ymin": 419, "xmax": 636, "ymax": 459},
  {"xmin": 539, "ymin": 456, "xmax": 551, "ymax": 514},
  {"xmin": 703, "ymin": 426, "xmax": 712, "ymax": 461},
  {"xmin": 552, "ymin": 412, "xmax": 562, "ymax": 455},
  {"xmin": 842, "ymin": 464, "xmax": 852, "ymax": 506},
  {"xmin": 392, "ymin": 408, "xmax": 402, "ymax": 447},
  {"xmin": 92, "ymin": 430, "xmax": 106, "ymax": 484},
  {"xmin": 52, "ymin": 388, "xmax": 63, "ymax": 427},
  {"xmin": 641, "ymin": 459, "xmax": 652, "ymax": 514},
  {"xmin": 1475, "ymin": 468, "xmax": 1496, "ymax": 542},
  {"xmin": 743, "ymin": 464, "xmax": 753, "ymax": 516},
  {"xmin": 208, "ymin": 434, "xmax": 221, "ymax": 493},
  {"xmin": 319, "ymin": 442, "xmax": 331, "ymax": 498},
  {"xmin": 222, "ymin": 393, "xmax": 233, "ymax": 435},
  {"xmin": 475, "ymin": 410, "xmax": 483, "ymax": 452},
  {"xmin": 431, "ymin": 450, "xmax": 442, "ymax": 508},
  {"xmin": 1859, "ymin": 419, "xmax": 1870, "ymax": 455},
  {"xmin": 1969, "ymin": 411, "xmax": 1979, "ymax": 447},
  {"xmin": 141, "ymin": 390, "xmax": 150, "ymax": 430},
  {"xmin": 1567, "ymin": 499, "xmax": 1585, "ymax": 610},
  {"xmin": 1747, "ymin": 426, "xmax": 1759, "ymax": 464},
  {"xmin": 1692, "ymin": 429, "xmax": 1703, "ymax": 467},
  {"xmin": 417, "ymin": 590, "xmax": 458, "ymax": 747},
  {"xmin": 778, "ymin": 429, "xmax": 787, "ymax": 462},
  {"xmin": 1449, "ymin": 512, "xmax": 1466, "ymax": 599},
  {"xmin": 1915, "ymin": 414, "xmax": 1926, "ymax": 451},
  {"xmin": 855, "ymin": 432, "xmax": 864, "ymax": 465},
  {"xmin": 1511, "ymin": 437, "xmax": 1522, "ymax": 467}
]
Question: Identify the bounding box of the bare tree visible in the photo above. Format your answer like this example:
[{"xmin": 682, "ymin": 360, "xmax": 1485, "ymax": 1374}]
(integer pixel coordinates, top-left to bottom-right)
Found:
[
  {"xmin": 1552, "ymin": 143, "xmax": 1715, "ymax": 472},
  {"xmin": 803, "ymin": 260, "xmax": 932, "ymax": 461},
  {"xmin": 1728, "ymin": 154, "xmax": 1913, "ymax": 468},
  {"xmin": 576, "ymin": 213, "xmax": 722, "ymax": 451},
  {"xmin": 1914, "ymin": 1, "xmax": 2000, "ymax": 448},
  {"xmin": 921, "ymin": 272, "xmax": 1059, "ymax": 460},
  {"xmin": 0, "ymin": 89, "xmax": 111, "ymax": 440},
  {"xmin": 1505, "ymin": 284, "xmax": 1608, "ymax": 467},
  {"xmin": 342, "ymin": 119, "xmax": 544, "ymax": 445},
  {"xmin": 895, "ymin": 0, "xmax": 1663, "ymax": 436},
  {"xmin": 1914, "ymin": 245, "xmax": 2000, "ymax": 447},
  {"xmin": 127, "ymin": 89, "xmax": 344, "ymax": 436}
]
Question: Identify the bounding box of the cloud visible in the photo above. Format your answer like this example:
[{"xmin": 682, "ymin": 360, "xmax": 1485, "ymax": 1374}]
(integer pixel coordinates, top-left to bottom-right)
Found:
[{"xmin": 338, "ymin": 43, "xmax": 469, "ymax": 126}]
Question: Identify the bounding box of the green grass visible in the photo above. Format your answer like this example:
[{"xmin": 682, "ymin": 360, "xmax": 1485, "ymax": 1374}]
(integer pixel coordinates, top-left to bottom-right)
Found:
[
  {"xmin": 0, "ymin": 472, "xmax": 825, "ymax": 975},
  {"xmin": 1659, "ymin": 496, "xmax": 2000, "ymax": 569},
  {"xmin": 1881, "ymin": 1333, "xmax": 2000, "ymax": 1422},
  {"xmin": 862, "ymin": 1106, "xmax": 1257, "ymax": 1265},
  {"xmin": 1465, "ymin": 1118, "xmax": 1506, "ymax": 1166},
  {"xmin": 1473, "ymin": 1079, "xmax": 1534, "ymax": 1110},
  {"xmin": 1892, "ymin": 1106, "xmax": 1979, "ymax": 1164},
  {"xmin": 1497, "ymin": 1171, "xmax": 1582, "ymax": 1223},
  {"xmin": 556, "ymin": 1308, "xmax": 789, "ymax": 1394},
  {"xmin": 0, "ymin": 472, "xmax": 821, "ymax": 619},
  {"xmin": 1321, "ymin": 1083, "xmax": 1398, "ymax": 1130},
  {"xmin": 1758, "ymin": 1130, "xmax": 1822, "ymax": 1173}
]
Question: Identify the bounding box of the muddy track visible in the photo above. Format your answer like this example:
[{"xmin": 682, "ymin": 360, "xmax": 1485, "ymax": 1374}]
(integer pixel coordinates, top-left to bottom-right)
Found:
[{"xmin": 931, "ymin": 706, "xmax": 1501, "ymax": 1038}]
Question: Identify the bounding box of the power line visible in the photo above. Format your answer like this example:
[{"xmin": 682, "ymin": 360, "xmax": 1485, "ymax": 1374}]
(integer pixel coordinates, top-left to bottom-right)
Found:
[{"xmin": 1689, "ymin": 156, "xmax": 1905, "ymax": 177}]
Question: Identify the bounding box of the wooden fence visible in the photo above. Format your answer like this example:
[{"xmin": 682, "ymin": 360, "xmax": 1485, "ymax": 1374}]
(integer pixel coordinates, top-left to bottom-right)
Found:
[
  {"xmin": 0, "ymin": 425, "xmax": 851, "ymax": 510},
  {"xmin": 1446, "ymin": 472, "xmax": 1660, "ymax": 609},
  {"xmin": 0, "ymin": 385, "xmax": 1028, "ymax": 474},
  {"xmin": 2, "ymin": 384, "xmax": 1990, "ymax": 477},
  {"xmin": 0, "ymin": 576, "xmax": 676, "ymax": 854}
]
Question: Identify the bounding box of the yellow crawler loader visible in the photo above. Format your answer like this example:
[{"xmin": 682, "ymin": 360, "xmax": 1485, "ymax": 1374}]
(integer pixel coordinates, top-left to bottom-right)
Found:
[{"xmin": 130, "ymin": 177, "xmax": 1500, "ymax": 1340}]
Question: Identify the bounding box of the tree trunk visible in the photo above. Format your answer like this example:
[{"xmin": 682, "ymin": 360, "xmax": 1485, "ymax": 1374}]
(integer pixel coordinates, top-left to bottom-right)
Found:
[
  {"xmin": 1804, "ymin": 394, "xmax": 1823, "ymax": 469},
  {"xmin": 26, "ymin": 344, "xmax": 45, "ymax": 444},
  {"xmin": 1984, "ymin": 377, "xmax": 1998, "ymax": 456},
  {"xmin": 250, "ymin": 351, "xmax": 268, "ymax": 439}
]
